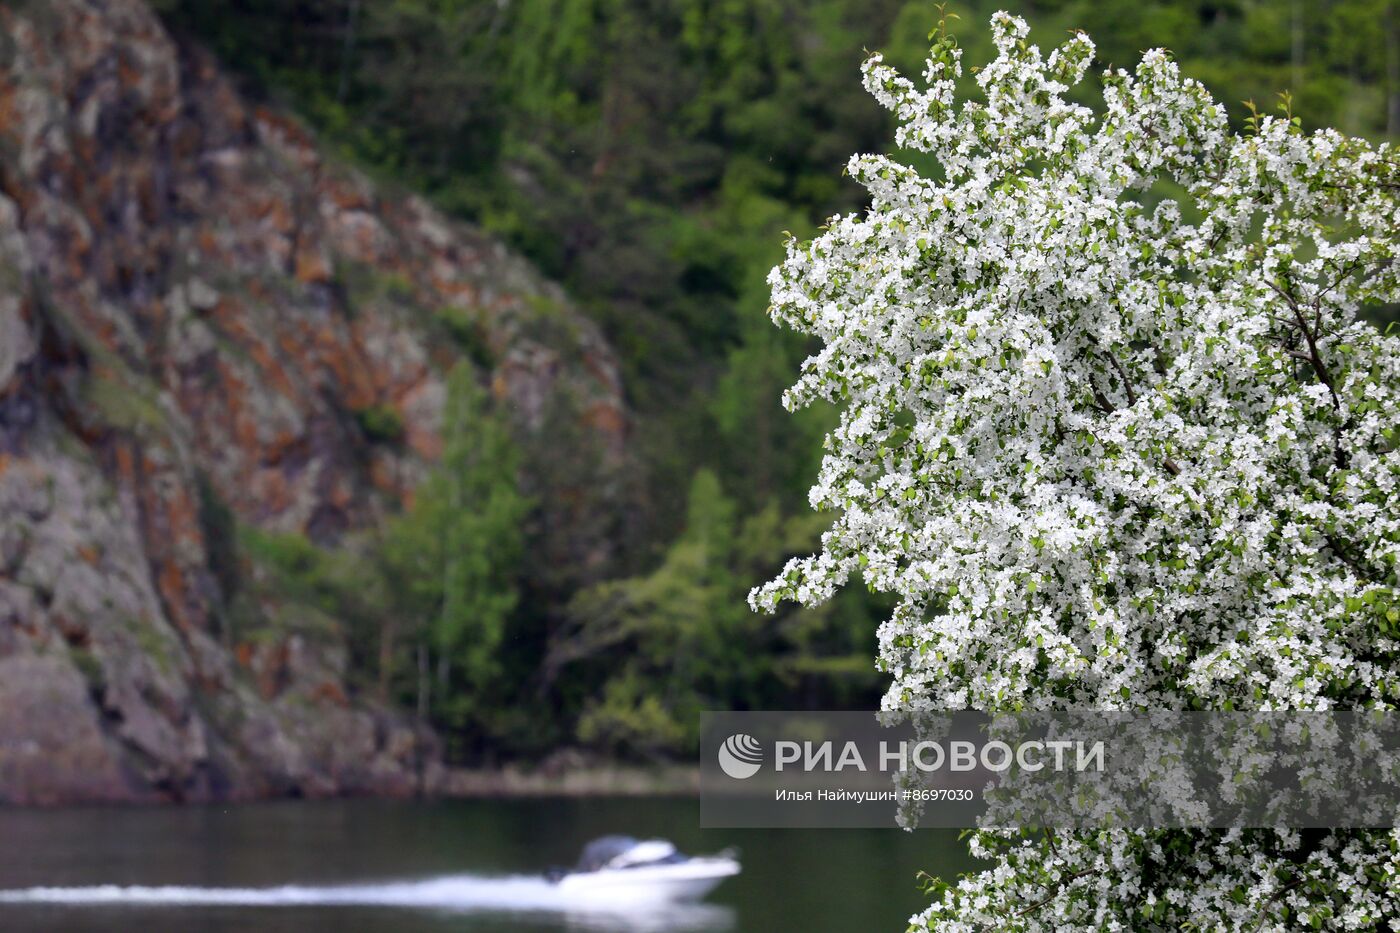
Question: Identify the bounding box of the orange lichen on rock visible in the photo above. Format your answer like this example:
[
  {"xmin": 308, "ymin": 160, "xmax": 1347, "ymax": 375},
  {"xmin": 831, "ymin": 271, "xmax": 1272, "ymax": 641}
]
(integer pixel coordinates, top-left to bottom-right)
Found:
[
  {"xmin": 0, "ymin": 0, "xmax": 625, "ymax": 805},
  {"xmin": 311, "ymin": 680, "xmax": 349, "ymax": 708}
]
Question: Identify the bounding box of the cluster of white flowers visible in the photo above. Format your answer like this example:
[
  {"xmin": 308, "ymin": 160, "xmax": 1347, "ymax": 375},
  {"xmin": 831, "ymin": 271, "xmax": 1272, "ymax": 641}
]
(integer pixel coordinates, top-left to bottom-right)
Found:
[{"xmin": 750, "ymin": 12, "xmax": 1400, "ymax": 930}]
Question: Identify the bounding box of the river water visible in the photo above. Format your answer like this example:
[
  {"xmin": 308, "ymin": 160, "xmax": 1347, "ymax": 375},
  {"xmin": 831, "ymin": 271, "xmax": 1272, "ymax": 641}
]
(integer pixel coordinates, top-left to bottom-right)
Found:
[{"xmin": 0, "ymin": 797, "xmax": 976, "ymax": 932}]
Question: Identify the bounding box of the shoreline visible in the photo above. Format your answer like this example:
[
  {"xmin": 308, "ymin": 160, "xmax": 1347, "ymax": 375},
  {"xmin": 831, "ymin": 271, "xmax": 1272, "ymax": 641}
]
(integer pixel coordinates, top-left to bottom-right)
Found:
[
  {"xmin": 0, "ymin": 765, "xmax": 701, "ymax": 808},
  {"xmin": 437, "ymin": 763, "xmax": 699, "ymax": 797}
]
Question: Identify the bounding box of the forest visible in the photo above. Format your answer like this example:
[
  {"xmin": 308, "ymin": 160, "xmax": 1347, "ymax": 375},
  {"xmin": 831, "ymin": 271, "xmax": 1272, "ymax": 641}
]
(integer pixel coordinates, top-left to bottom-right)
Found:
[{"xmin": 148, "ymin": 0, "xmax": 1400, "ymax": 763}]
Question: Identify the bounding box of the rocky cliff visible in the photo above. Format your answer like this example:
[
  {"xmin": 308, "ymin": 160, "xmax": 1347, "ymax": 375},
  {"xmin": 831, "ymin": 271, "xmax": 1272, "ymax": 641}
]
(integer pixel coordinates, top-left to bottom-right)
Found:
[{"xmin": 0, "ymin": 0, "xmax": 626, "ymax": 803}]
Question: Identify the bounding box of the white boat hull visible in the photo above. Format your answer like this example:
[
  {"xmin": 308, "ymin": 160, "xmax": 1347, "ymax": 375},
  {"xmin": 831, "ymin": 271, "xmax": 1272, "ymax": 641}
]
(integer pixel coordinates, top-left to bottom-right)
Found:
[{"xmin": 554, "ymin": 857, "xmax": 740, "ymax": 903}]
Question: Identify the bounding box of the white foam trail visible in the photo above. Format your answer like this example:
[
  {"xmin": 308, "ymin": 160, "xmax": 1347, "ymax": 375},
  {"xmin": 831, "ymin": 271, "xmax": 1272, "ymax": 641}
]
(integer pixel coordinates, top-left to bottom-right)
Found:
[
  {"xmin": 0, "ymin": 874, "xmax": 734, "ymax": 931},
  {"xmin": 1, "ymin": 875, "xmax": 569, "ymax": 908}
]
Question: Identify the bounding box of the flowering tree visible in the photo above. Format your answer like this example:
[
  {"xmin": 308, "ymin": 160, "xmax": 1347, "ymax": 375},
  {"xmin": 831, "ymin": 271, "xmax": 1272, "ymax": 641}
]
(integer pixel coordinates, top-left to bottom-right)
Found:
[{"xmin": 750, "ymin": 12, "xmax": 1400, "ymax": 930}]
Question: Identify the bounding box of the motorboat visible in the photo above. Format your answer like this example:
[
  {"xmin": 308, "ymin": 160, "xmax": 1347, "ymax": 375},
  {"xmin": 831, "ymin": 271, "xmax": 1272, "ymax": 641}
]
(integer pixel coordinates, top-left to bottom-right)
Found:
[{"xmin": 546, "ymin": 836, "xmax": 739, "ymax": 902}]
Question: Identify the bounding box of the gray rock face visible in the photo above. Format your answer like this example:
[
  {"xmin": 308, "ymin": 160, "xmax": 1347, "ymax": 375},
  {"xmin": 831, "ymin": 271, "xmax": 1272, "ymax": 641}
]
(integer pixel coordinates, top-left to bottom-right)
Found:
[
  {"xmin": 0, "ymin": 654, "xmax": 134, "ymax": 805},
  {"xmin": 0, "ymin": 0, "xmax": 625, "ymax": 803}
]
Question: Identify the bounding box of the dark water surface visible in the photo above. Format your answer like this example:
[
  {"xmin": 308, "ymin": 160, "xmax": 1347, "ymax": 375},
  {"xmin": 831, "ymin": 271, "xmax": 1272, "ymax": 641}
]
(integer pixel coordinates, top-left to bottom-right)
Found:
[{"xmin": 0, "ymin": 797, "xmax": 976, "ymax": 932}]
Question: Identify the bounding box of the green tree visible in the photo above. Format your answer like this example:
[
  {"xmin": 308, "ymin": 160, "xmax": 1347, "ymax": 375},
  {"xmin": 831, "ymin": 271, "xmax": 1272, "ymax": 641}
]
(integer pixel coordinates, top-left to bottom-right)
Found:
[
  {"xmin": 550, "ymin": 468, "xmax": 881, "ymax": 756},
  {"xmin": 381, "ymin": 365, "xmax": 528, "ymax": 752}
]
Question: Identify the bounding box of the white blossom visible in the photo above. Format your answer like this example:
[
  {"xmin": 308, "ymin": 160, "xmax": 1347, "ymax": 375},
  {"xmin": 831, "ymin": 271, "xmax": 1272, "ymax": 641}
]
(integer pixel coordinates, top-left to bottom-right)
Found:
[{"xmin": 752, "ymin": 13, "xmax": 1400, "ymax": 929}]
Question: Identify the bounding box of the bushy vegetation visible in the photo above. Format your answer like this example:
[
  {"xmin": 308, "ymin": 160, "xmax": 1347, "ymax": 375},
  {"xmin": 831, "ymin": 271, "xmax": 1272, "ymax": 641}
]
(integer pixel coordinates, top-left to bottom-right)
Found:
[{"xmin": 157, "ymin": 0, "xmax": 1400, "ymax": 762}]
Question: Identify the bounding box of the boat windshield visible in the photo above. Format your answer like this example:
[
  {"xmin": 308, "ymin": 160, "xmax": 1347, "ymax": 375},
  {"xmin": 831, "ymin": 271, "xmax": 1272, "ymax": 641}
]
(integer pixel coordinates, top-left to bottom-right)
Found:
[
  {"xmin": 574, "ymin": 835, "xmax": 639, "ymax": 872},
  {"xmin": 573, "ymin": 836, "xmax": 681, "ymax": 871},
  {"xmin": 611, "ymin": 839, "xmax": 677, "ymax": 867}
]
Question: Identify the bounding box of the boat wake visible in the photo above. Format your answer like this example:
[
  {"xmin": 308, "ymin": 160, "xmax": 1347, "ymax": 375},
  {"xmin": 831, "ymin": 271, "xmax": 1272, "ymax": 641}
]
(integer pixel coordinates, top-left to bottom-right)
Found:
[{"xmin": 0, "ymin": 874, "xmax": 734, "ymax": 931}]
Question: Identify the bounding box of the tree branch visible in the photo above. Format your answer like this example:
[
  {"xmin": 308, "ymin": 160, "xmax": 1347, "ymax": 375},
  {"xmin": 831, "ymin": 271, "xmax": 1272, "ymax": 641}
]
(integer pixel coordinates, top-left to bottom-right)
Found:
[
  {"xmin": 1012, "ymin": 868, "xmax": 1097, "ymax": 919},
  {"xmin": 1323, "ymin": 533, "xmax": 1384, "ymax": 585},
  {"xmin": 1102, "ymin": 349, "xmax": 1139, "ymax": 406},
  {"xmin": 1088, "ymin": 345, "xmax": 1181, "ymax": 477},
  {"xmin": 1248, "ymin": 877, "xmax": 1303, "ymax": 933}
]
